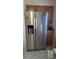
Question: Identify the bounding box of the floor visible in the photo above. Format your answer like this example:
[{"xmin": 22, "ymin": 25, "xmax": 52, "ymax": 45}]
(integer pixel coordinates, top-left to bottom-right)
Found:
[{"xmin": 23, "ymin": 50, "xmax": 54, "ymax": 59}]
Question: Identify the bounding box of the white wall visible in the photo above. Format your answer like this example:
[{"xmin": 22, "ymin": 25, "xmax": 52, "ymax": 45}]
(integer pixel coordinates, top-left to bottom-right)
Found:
[{"xmin": 23, "ymin": 0, "xmax": 56, "ymax": 52}]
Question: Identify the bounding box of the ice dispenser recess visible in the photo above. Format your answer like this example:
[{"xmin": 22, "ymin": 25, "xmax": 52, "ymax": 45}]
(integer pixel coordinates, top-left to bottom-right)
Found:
[{"xmin": 28, "ymin": 25, "xmax": 34, "ymax": 34}]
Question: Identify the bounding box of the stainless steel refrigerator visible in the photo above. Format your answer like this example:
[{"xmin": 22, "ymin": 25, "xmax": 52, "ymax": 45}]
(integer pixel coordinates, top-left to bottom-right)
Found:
[{"xmin": 25, "ymin": 11, "xmax": 48, "ymax": 50}]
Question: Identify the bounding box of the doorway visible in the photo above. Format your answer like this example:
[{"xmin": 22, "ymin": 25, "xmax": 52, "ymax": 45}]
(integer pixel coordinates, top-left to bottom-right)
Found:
[{"xmin": 25, "ymin": 5, "xmax": 54, "ymax": 50}]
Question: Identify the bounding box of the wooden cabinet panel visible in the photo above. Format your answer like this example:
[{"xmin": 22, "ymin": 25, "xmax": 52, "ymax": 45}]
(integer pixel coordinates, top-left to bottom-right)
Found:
[
  {"xmin": 46, "ymin": 31, "xmax": 53, "ymax": 46},
  {"xmin": 26, "ymin": 5, "xmax": 53, "ymax": 22}
]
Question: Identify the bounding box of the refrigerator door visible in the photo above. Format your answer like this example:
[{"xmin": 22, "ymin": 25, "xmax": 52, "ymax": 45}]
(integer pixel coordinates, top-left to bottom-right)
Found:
[{"xmin": 35, "ymin": 12, "xmax": 48, "ymax": 49}]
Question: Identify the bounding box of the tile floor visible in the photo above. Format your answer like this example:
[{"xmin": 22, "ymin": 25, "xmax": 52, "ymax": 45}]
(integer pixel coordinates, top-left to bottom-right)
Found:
[
  {"xmin": 23, "ymin": 50, "xmax": 54, "ymax": 59},
  {"xmin": 23, "ymin": 50, "xmax": 47, "ymax": 59}
]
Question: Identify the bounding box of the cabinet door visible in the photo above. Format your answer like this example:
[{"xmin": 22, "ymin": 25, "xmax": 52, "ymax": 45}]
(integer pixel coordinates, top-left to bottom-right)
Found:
[{"xmin": 46, "ymin": 31, "xmax": 53, "ymax": 46}]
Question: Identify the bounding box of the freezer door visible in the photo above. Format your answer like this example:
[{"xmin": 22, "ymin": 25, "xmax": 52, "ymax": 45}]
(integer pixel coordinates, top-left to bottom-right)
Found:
[
  {"xmin": 25, "ymin": 11, "xmax": 36, "ymax": 50},
  {"xmin": 35, "ymin": 12, "xmax": 48, "ymax": 49}
]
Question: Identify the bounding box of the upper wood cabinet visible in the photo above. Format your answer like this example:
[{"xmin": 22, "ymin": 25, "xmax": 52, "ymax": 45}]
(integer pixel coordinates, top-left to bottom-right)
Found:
[{"xmin": 26, "ymin": 5, "xmax": 53, "ymax": 21}]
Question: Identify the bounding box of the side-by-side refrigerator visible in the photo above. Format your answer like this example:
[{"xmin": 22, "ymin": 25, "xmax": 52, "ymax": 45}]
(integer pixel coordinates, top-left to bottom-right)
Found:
[{"xmin": 25, "ymin": 11, "xmax": 48, "ymax": 50}]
